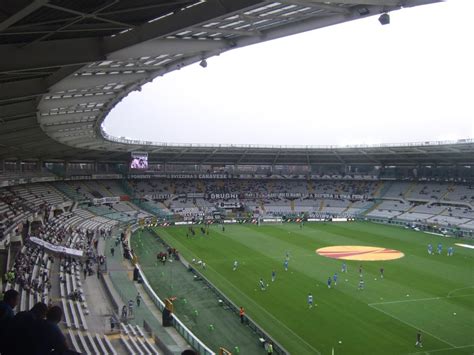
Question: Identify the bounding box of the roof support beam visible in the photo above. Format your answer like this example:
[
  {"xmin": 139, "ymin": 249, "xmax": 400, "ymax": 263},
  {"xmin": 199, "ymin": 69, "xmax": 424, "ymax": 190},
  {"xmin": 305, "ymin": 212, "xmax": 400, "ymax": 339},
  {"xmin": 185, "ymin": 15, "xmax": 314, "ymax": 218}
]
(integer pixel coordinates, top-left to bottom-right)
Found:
[
  {"xmin": 272, "ymin": 150, "xmax": 281, "ymax": 165},
  {"xmin": 279, "ymin": 1, "xmax": 351, "ymax": 14},
  {"xmin": 50, "ymin": 72, "xmax": 148, "ymax": 92},
  {"xmin": 39, "ymin": 112, "xmax": 99, "ymax": 126},
  {"xmin": 200, "ymin": 148, "xmax": 219, "ymax": 163},
  {"xmin": 0, "ymin": 0, "xmax": 49, "ymax": 32},
  {"xmin": 0, "ymin": 78, "xmax": 48, "ymax": 103},
  {"xmin": 333, "ymin": 151, "xmax": 345, "ymax": 164},
  {"xmin": 0, "ymin": 0, "xmax": 263, "ymax": 73},
  {"xmin": 38, "ymin": 93, "xmax": 116, "ymax": 111},
  {"xmin": 358, "ymin": 149, "xmax": 380, "ymax": 164},
  {"xmin": 0, "ymin": 100, "xmax": 37, "ymax": 119},
  {"xmin": 190, "ymin": 26, "xmax": 260, "ymax": 37},
  {"xmin": 236, "ymin": 150, "xmax": 249, "ymax": 164},
  {"xmin": 0, "ymin": 66, "xmax": 84, "ymax": 102},
  {"xmin": 45, "ymin": 122, "xmax": 94, "ymax": 133}
]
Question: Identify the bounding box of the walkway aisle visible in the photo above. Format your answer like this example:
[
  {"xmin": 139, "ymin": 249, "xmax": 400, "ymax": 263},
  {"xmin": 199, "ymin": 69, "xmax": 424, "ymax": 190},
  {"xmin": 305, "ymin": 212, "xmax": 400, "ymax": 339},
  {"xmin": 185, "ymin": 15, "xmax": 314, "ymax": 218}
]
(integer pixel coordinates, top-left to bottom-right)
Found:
[{"xmin": 105, "ymin": 236, "xmax": 188, "ymax": 354}]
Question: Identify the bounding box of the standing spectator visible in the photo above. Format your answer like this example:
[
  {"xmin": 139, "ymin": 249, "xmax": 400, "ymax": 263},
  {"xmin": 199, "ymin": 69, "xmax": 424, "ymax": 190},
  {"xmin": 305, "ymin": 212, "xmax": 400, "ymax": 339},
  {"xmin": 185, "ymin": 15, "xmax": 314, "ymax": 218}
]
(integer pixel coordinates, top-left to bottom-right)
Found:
[
  {"xmin": 111, "ymin": 247, "xmax": 115, "ymax": 257},
  {"xmin": 128, "ymin": 299, "xmax": 134, "ymax": 317},
  {"xmin": 121, "ymin": 305, "xmax": 128, "ymax": 319},
  {"xmin": 266, "ymin": 341, "xmax": 274, "ymax": 355},
  {"xmin": 239, "ymin": 306, "xmax": 245, "ymax": 324},
  {"xmin": 0, "ymin": 289, "xmax": 19, "ymax": 323},
  {"xmin": 0, "ymin": 288, "xmax": 20, "ymax": 352},
  {"xmin": 3, "ymin": 302, "xmax": 48, "ymax": 355},
  {"xmin": 37, "ymin": 306, "xmax": 77, "ymax": 354},
  {"xmin": 136, "ymin": 293, "xmax": 141, "ymax": 308}
]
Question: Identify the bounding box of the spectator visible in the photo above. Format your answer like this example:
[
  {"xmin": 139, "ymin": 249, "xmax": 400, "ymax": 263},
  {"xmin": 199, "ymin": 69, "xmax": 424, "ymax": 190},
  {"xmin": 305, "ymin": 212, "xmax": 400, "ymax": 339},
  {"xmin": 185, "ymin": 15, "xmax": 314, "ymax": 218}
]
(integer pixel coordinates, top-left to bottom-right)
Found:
[
  {"xmin": 266, "ymin": 341, "xmax": 274, "ymax": 355},
  {"xmin": 121, "ymin": 305, "xmax": 128, "ymax": 319},
  {"xmin": 128, "ymin": 299, "xmax": 134, "ymax": 317},
  {"xmin": 239, "ymin": 306, "xmax": 245, "ymax": 324},
  {"xmin": 2, "ymin": 302, "xmax": 48, "ymax": 355},
  {"xmin": 0, "ymin": 289, "xmax": 20, "ymax": 322},
  {"xmin": 110, "ymin": 315, "xmax": 117, "ymax": 331},
  {"xmin": 36, "ymin": 306, "xmax": 74, "ymax": 354},
  {"xmin": 0, "ymin": 289, "xmax": 20, "ymax": 352},
  {"xmin": 136, "ymin": 293, "xmax": 141, "ymax": 307}
]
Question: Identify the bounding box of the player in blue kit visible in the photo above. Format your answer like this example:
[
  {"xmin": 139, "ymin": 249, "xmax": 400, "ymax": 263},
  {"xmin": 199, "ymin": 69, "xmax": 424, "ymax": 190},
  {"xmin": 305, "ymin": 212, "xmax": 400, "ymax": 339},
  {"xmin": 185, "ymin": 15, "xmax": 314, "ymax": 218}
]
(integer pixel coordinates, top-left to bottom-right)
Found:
[
  {"xmin": 333, "ymin": 273, "xmax": 338, "ymax": 286},
  {"xmin": 437, "ymin": 243, "xmax": 442, "ymax": 255},
  {"xmin": 447, "ymin": 246, "xmax": 454, "ymax": 256},
  {"xmin": 284, "ymin": 259, "xmax": 289, "ymax": 271},
  {"xmin": 307, "ymin": 293, "xmax": 313, "ymax": 309},
  {"xmin": 428, "ymin": 244, "xmax": 433, "ymax": 255}
]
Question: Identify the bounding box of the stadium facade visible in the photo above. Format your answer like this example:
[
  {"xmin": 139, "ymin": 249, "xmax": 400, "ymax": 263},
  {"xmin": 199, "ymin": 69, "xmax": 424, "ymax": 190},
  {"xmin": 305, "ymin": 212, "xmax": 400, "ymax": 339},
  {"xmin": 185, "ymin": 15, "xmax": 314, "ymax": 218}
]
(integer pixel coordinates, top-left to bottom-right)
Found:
[{"xmin": 1, "ymin": 1, "xmax": 473, "ymax": 355}]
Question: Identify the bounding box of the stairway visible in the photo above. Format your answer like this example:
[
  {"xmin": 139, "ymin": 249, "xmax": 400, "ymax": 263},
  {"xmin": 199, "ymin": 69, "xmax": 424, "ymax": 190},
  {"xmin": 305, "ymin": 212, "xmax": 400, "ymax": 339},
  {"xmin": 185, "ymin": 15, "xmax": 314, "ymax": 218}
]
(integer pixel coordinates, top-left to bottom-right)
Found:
[
  {"xmin": 363, "ymin": 200, "xmax": 382, "ymax": 215},
  {"xmin": 342, "ymin": 201, "xmax": 354, "ymax": 213},
  {"xmin": 440, "ymin": 184, "xmax": 454, "ymax": 202},
  {"xmin": 319, "ymin": 200, "xmax": 325, "ymax": 212},
  {"xmin": 372, "ymin": 181, "xmax": 386, "ymax": 198},
  {"xmin": 403, "ymin": 182, "xmax": 417, "ymax": 199}
]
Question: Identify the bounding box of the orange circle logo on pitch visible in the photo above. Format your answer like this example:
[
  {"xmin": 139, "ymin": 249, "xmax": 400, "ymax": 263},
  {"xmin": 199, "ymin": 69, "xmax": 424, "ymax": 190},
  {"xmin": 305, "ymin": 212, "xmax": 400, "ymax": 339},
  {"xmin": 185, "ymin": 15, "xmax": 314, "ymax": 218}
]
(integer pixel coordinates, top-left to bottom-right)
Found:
[{"xmin": 316, "ymin": 245, "xmax": 404, "ymax": 261}]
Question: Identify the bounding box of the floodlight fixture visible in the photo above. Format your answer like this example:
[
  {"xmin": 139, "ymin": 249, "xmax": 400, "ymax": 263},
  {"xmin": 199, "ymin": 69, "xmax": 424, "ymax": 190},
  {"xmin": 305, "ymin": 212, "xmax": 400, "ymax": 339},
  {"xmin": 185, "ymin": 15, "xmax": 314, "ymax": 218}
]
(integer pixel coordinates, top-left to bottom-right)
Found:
[{"xmin": 378, "ymin": 13, "xmax": 390, "ymax": 25}]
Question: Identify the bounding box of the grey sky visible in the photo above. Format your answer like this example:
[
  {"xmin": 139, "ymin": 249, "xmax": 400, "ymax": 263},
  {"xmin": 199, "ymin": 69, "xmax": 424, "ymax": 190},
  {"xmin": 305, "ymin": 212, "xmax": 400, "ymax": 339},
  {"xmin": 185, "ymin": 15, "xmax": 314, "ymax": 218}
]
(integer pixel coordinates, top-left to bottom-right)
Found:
[{"xmin": 104, "ymin": 0, "xmax": 474, "ymax": 147}]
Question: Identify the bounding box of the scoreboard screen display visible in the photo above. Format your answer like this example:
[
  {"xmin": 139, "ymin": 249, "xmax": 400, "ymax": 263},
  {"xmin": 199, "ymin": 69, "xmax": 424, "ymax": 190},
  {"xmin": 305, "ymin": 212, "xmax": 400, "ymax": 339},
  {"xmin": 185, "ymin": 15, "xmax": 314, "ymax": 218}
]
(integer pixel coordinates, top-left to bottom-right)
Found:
[{"xmin": 130, "ymin": 152, "xmax": 148, "ymax": 170}]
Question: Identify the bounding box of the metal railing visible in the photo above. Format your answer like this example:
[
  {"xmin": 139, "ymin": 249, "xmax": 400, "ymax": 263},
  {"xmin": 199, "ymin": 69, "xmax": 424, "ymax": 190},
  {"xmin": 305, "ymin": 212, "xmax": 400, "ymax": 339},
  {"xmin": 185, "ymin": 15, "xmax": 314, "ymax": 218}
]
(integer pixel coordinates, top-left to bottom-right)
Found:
[
  {"xmin": 101, "ymin": 128, "xmax": 473, "ymax": 150},
  {"xmin": 146, "ymin": 228, "xmax": 289, "ymax": 355},
  {"xmin": 127, "ymin": 225, "xmax": 215, "ymax": 355}
]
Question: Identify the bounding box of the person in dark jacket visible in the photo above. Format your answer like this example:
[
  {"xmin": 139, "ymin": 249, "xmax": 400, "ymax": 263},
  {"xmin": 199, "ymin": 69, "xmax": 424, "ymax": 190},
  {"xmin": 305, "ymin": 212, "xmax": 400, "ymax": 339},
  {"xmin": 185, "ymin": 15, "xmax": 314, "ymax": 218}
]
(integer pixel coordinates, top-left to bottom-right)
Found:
[
  {"xmin": 36, "ymin": 306, "xmax": 71, "ymax": 354},
  {"xmin": 3, "ymin": 302, "xmax": 48, "ymax": 355},
  {"xmin": 0, "ymin": 289, "xmax": 19, "ymax": 321},
  {"xmin": 0, "ymin": 289, "xmax": 20, "ymax": 353}
]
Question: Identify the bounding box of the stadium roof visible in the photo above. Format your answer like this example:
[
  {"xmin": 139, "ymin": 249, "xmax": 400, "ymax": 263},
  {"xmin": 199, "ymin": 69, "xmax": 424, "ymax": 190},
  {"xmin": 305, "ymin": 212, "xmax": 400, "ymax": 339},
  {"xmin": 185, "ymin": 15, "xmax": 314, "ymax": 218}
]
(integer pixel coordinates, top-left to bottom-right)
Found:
[{"xmin": 3, "ymin": 0, "xmax": 471, "ymax": 166}]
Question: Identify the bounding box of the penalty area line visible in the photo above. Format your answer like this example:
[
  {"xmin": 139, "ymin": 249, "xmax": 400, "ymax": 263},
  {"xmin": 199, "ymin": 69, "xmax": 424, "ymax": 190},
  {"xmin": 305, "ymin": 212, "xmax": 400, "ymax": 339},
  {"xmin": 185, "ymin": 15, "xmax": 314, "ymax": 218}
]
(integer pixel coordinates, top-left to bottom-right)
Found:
[
  {"xmin": 368, "ymin": 293, "xmax": 474, "ymax": 306},
  {"xmin": 447, "ymin": 285, "xmax": 474, "ymax": 298},
  {"xmin": 406, "ymin": 343, "xmax": 474, "ymax": 354},
  {"xmin": 368, "ymin": 304, "xmax": 456, "ymax": 348},
  {"xmin": 160, "ymin": 234, "xmax": 322, "ymax": 355}
]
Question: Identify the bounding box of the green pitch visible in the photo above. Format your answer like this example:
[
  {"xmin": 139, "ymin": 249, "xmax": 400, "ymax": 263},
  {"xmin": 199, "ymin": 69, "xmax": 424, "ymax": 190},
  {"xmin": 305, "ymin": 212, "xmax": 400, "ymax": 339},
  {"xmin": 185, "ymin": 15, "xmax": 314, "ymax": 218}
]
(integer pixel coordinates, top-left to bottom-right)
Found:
[{"xmin": 133, "ymin": 222, "xmax": 474, "ymax": 355}]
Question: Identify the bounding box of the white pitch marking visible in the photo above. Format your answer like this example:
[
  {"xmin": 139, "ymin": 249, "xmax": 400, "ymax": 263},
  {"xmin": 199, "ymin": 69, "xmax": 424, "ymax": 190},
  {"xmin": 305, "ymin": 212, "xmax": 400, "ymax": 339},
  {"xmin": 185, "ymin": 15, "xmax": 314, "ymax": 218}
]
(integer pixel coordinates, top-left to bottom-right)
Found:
[
  {"xmin": 406, "ymin": 343, "xmax": 474, "ymax": 354},
  {"xmin": 368, "ymin": 293, "xmax": 474, "ymax": 306},
  {"xmin": 159, "ymin": 234, "xmax": 322, "ymax": 355},
  {"xmin": 369, "ymin": 304, "xmax": 456, "ymax": 348},
  {"xmin": 447, "ymin": 285, "xmax": 474, "ymax": 298}
]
